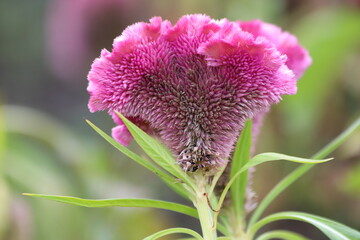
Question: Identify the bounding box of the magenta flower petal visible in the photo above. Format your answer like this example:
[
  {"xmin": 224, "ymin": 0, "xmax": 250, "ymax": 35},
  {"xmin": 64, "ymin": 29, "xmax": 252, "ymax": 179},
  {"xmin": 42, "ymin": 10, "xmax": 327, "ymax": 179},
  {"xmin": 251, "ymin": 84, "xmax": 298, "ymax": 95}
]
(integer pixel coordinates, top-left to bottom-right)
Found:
[
  {"xmin": 88, "ymin": 15, "xmax": 308, "ymax": 172},
  {"xmin": 111, "ymin": 114, "xmax": 155, "ymax": 146},
  {"xmin": 238, "ymin": 20, "xmax": 312, "ymax": 79},
  {"xmin": 112, "ymin": 124, "xmax": 133, "ymax": 146}
]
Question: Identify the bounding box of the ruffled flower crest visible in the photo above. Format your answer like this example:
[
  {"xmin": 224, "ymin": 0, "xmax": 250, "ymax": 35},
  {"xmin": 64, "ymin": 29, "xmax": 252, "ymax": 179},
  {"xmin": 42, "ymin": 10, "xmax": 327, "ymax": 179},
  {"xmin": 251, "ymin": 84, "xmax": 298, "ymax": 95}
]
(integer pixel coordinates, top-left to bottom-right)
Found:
[
  {"xmin": 88, "ymin": 14, "xmax": 309, "ymax": 172},
  {"xmin": 238, "ymin": 19, "xmax": 312, "ymax": 79}
]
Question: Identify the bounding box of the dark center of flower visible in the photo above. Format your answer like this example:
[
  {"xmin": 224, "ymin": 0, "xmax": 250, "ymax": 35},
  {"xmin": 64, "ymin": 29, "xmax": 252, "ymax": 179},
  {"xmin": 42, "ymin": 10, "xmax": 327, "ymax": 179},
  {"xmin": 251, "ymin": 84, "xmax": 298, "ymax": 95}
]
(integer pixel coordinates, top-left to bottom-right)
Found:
[{"xmin": 177, "ymin": 144, "xmax": 220, "ymax": 172}]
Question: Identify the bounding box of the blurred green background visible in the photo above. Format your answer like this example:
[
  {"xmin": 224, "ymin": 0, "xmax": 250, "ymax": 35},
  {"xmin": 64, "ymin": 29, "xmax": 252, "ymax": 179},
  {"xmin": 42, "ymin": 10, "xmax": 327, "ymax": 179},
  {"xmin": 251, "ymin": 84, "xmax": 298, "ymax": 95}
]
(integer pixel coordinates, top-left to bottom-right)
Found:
[{"xmin": 0, "ymin": 0, "xmax": 359, "ymax": 239}]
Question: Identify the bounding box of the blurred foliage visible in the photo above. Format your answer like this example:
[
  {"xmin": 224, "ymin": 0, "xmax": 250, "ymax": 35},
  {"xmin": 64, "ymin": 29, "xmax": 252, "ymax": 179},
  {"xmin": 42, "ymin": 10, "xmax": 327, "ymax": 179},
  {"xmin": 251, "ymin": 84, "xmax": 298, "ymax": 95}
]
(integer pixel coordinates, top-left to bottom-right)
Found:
[
  {"xmin": 0, "ymin": 0, "xmax": 359, "ymax": 239},
  {"xmin": 1, "ymin": 106, "xmax": 174, "ymax": 240},
  {"xmin": 340, "ymin": 161, "xmax": 360, "ymax": 197},
  {"xmin": 280, "ymin": 8, "xmax": 360, "ymax": 153}
]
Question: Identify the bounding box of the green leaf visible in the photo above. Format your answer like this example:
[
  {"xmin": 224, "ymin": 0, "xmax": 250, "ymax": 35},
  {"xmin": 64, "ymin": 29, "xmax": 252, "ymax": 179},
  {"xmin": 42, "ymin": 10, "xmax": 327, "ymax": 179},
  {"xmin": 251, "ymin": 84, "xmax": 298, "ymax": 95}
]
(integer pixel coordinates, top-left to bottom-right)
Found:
[
  {"xmin": 87, "ymin": 120, "xmax": 167, "ymax": 178},
  {"xmin": 230, "ymin": 120, "xmax": 252, "ymax": 218},
  {"xmin": 116, "ymin": 112, "xmax": 195, "ymax": 190},
  {"xmin": 209, "ymin": 164, "xmax": 227, "ymax": 198},
  {"xmin": 248, "ymin": 116, "xmax": 360, "ymax": 228},
  {"xmin": 250, "ymin": 152, "xmax": 332, "ymax": 166},
  {"xmin": 143, "ymin": 227, "xmax": 203, "ymax": 240},
  {"xmin": 248, "ymin": 211, "xmax": 360, "ymax": 240},
  {"xmin": 217, "ymin": 153, "xmax": 330, "ymax": 211},
  {"xmin": 256, "ymin": 230, "xmax": 309, "ymax": 240},
  {"xmin": 86, "ymin": 120, "xmax": 190, "ymax": 200},
  {"xmin": 23, "ymin": 193, "xmax": 198, "ymax": 218}
]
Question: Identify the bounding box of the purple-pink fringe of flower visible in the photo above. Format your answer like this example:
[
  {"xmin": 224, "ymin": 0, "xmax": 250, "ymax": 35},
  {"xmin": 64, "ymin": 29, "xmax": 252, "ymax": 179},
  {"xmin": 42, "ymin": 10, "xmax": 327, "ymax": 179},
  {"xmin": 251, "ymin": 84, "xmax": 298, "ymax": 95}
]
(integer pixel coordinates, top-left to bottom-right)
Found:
[{"xmin": 87, "ymin": 14, "xmax": 311, "ymax": 171}]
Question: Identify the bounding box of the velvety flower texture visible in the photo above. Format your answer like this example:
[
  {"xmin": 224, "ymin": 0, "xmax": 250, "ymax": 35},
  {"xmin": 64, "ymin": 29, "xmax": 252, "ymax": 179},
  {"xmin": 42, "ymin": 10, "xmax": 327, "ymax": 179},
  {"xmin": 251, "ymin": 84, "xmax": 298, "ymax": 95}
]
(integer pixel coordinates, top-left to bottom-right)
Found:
[{"xmin": 88, "ymin": 15, "xmax": 311, "ymax": 172}]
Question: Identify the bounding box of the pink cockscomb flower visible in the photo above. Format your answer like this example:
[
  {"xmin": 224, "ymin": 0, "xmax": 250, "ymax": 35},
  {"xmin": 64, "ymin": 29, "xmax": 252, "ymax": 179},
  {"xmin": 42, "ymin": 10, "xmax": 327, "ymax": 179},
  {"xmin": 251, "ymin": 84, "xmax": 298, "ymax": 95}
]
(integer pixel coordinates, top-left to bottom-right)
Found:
[{"xmin": 88, "ymin": 15, "xmax": 307, "ymax": 172}]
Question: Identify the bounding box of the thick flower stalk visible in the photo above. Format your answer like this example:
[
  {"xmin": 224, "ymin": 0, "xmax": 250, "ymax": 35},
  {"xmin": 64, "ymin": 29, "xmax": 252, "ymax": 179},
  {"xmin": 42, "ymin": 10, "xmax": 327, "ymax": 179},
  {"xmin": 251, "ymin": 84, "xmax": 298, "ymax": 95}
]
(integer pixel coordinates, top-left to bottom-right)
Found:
[{"xmin": 87, "ymin": 14, "xmax": 310, "ymax": 173}]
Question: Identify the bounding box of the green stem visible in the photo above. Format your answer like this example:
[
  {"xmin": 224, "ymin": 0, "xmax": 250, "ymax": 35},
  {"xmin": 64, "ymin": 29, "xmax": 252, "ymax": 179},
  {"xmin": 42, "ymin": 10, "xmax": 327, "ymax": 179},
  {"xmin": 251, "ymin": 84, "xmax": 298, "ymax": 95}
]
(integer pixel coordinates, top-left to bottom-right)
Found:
[
  {"xmin": 193, "ymin": 175, "xmax": 217, "ymax": 240},
  {"xmin": 209, "ymin": 164, "xmax": 227, "ymax": 198},
  {"xmin": 227, "ymin": 210, "xmax": 248, "ymax": 240}
]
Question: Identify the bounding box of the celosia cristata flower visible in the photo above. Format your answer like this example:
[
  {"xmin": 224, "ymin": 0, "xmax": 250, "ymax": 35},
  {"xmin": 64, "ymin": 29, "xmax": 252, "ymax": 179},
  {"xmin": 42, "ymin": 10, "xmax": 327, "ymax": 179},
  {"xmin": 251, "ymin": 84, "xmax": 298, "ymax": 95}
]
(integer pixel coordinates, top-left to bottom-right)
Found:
[{"xmin": 88, "ymin": 14, "xmax": 311, "ymax": 172}]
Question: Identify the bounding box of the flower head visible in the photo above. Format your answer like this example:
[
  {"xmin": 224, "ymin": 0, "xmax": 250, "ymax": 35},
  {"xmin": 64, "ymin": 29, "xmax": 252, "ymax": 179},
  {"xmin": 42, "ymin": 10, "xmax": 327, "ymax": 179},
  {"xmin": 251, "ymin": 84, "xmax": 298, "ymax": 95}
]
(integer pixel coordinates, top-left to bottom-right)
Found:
[{"xmin": 88, "ymin": 15, "xmax": 310, "ymax": 172}]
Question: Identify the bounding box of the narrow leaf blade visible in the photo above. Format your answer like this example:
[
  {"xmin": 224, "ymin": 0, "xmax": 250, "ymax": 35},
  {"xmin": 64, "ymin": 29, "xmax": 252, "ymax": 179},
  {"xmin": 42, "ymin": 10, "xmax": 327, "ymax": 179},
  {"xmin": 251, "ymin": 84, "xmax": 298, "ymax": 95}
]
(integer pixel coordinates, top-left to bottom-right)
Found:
[
  {"xmin": 116, "ymin": 112, "xmax": 194, "ymax": 188},
  {"xmin": 249, "ymin": 152, "xmax": 332, "ymax": 167},
  {"xmin": 86, "ymin": 120, "xmax": 190, "ymax": 200},
  {"xmin": 248, "ymin": 116, "xmax": 360, "ymax": 228},
  {"xmin": 230, "ymin": 120, "xmax": 252, "ymax": 217},
  {"xmin": 23, "ymin": 193, "xmax": 198, "ymax": 218},
  {"xmin": 249, "ymin": 211, "xmax": 360, "ymax": 240},
  {"xmin": 86, "ymin": 120, "xmax": 166, "ymax": 179},
  {"xmin": 217, "ymin": 153, "xmax": 330, "ymax": 211}
]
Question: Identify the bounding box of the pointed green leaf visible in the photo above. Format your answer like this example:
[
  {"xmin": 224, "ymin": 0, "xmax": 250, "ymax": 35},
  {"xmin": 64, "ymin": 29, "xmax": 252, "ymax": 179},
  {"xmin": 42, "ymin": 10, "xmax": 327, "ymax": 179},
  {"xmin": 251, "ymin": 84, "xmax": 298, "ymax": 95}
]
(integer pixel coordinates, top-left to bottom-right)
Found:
[
  {"xmin": 249, "ymin": 211, "xmax": 360, "ymax": 240},
  {"xmin": 209, "ymin": 164, "xmax": 227, "ymax": 197},
  {"xmin": 250, "ymin": 152, "xmax": 332, "ymax": 166},
  {"xmin": 116, "ymin": 112, "xmax": 195, "ymax": 189},
  {"xmin": 23, "ymin": 193, "xmax": 198, "ymax": 218},
  {"xmin": 230, "ymin": 120, "xmax": 252, "ymax": 218},
  {"xmin": 87, "ymin": 120, "xmax": 167, "ymax": 178},
  {"xmin": 217, "ymin": 153, "xmax": 330, "ymax": 211},
  {"xmin": 143, "ymin": 227, "xmax": 203, "ymax": 240},
  {"xmin": 86, "ymin": 120, "xmax": 190, "ymax": 200},
  {"xmin": 248, "ymin": 116, "xmax": 360, "ymax": 228}
]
